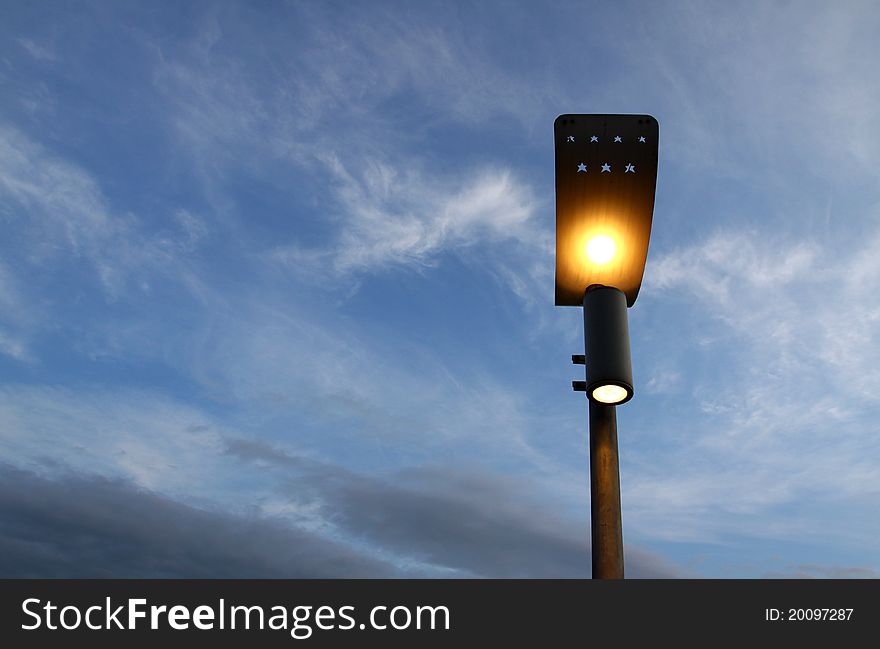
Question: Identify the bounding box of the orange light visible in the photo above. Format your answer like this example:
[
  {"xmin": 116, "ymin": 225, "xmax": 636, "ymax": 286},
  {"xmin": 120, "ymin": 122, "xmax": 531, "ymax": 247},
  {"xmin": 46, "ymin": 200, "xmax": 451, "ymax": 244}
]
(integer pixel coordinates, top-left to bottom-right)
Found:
[{"xmin": 585, "ymin": 234, "xmax": 617, "ymax": 265}]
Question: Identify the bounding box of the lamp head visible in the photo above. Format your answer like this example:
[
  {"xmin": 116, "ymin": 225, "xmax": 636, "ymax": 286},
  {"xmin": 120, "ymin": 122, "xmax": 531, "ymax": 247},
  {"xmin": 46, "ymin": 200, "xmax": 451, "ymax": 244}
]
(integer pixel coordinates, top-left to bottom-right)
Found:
[
  {"xmin": 554, "ymin": 114, "xmax": 659, "ymax": 307},
  {"xmin": 582, "ymin": 286, "xmax": 634, "ymax": 405}
]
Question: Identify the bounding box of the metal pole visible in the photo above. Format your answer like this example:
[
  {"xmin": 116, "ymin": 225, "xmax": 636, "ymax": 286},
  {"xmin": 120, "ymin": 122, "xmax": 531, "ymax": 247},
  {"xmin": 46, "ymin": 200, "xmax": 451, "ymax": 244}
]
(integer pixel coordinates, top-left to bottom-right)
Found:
[{"xmin": 589, "ymin": 400, "xmax": 624, "ymax": 579}]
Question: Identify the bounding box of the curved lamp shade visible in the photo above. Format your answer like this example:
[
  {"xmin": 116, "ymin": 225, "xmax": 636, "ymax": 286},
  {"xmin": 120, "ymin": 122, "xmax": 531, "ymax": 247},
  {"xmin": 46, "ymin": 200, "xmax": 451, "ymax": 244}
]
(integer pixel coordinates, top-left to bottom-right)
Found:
[{"xmin": 554, "ymin": 114, "xmax": 659, "ymax": 307}]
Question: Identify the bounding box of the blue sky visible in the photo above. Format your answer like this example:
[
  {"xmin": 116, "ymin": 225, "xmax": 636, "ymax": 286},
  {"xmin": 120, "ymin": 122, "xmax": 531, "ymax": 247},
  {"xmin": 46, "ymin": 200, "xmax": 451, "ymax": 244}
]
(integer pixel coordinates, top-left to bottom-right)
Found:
[{"xmin": 1, "ymin": 0, "xmax": 879, "ymax": 578}]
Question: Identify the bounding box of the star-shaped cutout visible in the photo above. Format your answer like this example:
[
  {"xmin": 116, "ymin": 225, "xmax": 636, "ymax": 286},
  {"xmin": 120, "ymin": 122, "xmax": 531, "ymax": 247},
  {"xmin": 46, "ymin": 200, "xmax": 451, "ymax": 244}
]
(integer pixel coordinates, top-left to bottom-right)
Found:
[
  {"xmin": 577, "ymin": 163, "xmax": 587, "ymax": 172},
  {"xmin": 613, "ymin": 135, "xmax": 622, "ymax": 143},
  {"xmin": 601, "ymin": 163, "xmax": 611, "ymax": 173},
  {"xmin": 625, "ymin": 163, "xmax": 635, "ymax": 173},
  {"xmin": 590, "ymin": 135, "xmax": 599, "ymax": 143},
  {"xmin": 638, "ymin": 136, "xmax": 646, "ymax": 143},
  {"xmin": 566, "ymin": 135, "xmax": 575, "ymax": 142}
]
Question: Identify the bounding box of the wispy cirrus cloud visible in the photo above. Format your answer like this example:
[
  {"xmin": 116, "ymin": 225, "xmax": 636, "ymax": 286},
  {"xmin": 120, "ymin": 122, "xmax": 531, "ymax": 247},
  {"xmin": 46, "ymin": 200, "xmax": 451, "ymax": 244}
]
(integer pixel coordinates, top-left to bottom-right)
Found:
[
  {"xmin": 17, "ymin": 37, "xmax": 56, "ymax": 62},
  {"xmin": 0, "ymin": 261, "xmax": 35, "ymax": 362},
  {"xmin": 0, "ymin": 126, "xmax": 116, "ymax": 264},
  {"xmin": 149, "ymin": 4, "xmax": 553, "ymax": 298},
  {"xmin": 0, "ymin": 125, "xmax": 212, "ymax": 303},
  {"xmin": 623, "ymin": 224, "xmax": 880, "ymax": 549},
  {"xmin": 268, "ymin": 161, "xmax": 544, "ymax": 278},
  {"xmin": 647, "ymin": 224, "xmax": 880, "ymax": 401}
]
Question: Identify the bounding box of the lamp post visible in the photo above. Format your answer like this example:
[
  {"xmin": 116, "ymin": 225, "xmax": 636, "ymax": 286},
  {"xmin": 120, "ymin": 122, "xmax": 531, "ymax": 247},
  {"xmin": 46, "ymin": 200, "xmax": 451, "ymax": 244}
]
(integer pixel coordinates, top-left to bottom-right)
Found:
[{"xmin": 554, "ymin": 114, "xmax": 659, "ymax": 579}]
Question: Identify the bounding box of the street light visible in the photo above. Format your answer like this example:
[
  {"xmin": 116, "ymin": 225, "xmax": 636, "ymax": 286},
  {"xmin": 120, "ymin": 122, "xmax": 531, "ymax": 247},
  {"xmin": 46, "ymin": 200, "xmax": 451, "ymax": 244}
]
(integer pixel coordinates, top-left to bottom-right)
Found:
[{"xmin": 554, "ymin": 114, "xmax": 659, "ymax": 578}]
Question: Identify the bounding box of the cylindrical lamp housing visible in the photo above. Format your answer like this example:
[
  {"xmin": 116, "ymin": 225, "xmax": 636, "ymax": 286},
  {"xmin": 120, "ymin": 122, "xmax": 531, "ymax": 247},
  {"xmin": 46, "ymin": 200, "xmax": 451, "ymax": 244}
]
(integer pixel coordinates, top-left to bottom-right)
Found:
[{"xmin": 583, "ymin": 286, "xmax": 633, "ymax": 405}]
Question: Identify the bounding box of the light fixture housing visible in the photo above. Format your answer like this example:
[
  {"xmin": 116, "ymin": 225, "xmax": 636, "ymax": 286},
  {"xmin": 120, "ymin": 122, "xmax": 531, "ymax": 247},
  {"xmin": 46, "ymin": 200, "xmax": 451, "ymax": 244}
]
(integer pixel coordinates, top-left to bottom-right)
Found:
[
  {"xmin": 583, "ymin": 286, "xmax": 633, "ymax": 405},
  {"xmin": 554, "ymin": 114, "xmax": 659, "ymax": 307}
]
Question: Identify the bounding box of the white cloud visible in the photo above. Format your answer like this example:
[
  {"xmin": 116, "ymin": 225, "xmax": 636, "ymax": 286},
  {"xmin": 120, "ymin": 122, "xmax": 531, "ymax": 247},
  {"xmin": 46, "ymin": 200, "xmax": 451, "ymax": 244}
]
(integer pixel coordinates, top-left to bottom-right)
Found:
[
  {"xmin": 0, "ymin": 125, "xmax": 214, "ymax": 306},
  {"xmin": 0, "ymin": 329, "xmax": 29, "ymax": 362},
  {"xmin": 149, "ymin": 7, "xmax": 554, "ymax": 300},
  {"xmin": 17, "ymin": 37, "xmax": 56, "ymax": 62},
  {"xmin": 151, "ymin": 6, "xmax": 548, "ymax": 171},
  {"xmin": 0, "ymin": 261, "xmax": 36, "ymax": 362},
  {"xmin": 648, "ymin": 224, "xmax": 880, "ymax": 400},
  {"xmin": 627, "ymin": 223, "xmax": 880, "ymax": 548},
  {"xmin": 644, "ymin": 369, "xmax": 682, "ymax": 395},
  {"xmin": 0, "ymin": 126, "xmax": 113, "ymax": 260},
  {"xmin": 270, "ymin": 156, "xmax": 543, "ymax": 277},
  {"xmin": 177, "ymin": 292, "xmax": 556, "ymax": 471},
  {"xmin": 596, "ymin": 2, "xmax": 880, "ymax": 200},
  {"xmin": 0, "ymin": 385, "xmax": 226, "ymax": 495}
]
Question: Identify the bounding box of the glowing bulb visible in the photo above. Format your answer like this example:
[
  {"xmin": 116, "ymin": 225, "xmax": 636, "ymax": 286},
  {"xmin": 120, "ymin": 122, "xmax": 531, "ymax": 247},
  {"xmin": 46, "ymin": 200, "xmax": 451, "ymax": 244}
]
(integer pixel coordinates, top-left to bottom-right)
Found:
[
  {"xmin": 592, "ymin": 384, "xmax": 629, "ymax": 404},
  {"xmin": 585, "ymin": 235, "xmax": 616, "ymax": 265}
]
